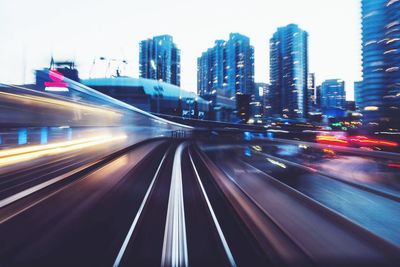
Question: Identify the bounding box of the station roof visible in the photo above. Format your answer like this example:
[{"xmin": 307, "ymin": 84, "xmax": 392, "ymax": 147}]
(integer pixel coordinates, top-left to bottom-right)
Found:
[{"xmin": 82, "ymin": 77, "xmax": 208, "ymax": 104}]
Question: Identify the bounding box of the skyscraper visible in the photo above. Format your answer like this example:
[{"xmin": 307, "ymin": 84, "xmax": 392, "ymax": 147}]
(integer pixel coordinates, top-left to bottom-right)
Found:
[
  {"xmin": 315, "ymin": 85, "xmax": 322, "ymax": 110},
  {"xmin": 197, "ymin": 40, "xmax": 227, "ymax": 97},
  {"xmin": 308, "ymin": 73, "xmax": 316, "ymax": 112},
  {"xmin": 197, "ymin": 50, "xmax": 212, "ymax": 97},
  {"xmin": 361, "ymin": 0, "xmax": 400, "ymax": 129},
  {"xmin": 320, "ymin": 79, "xmax": 346, "ymax": 110},
  {"xmin": 197, "ymin": 34, "xmax": 254, "ymax": 122},
  {"xmin": 269, "ymin": 24, "xmax": 309, "ymax": 118},
  {"xmin": 212, "ymin": 40, "xmax": 227, "ymax": 93},
  {"xmin": 225, "ymin": 33, "xmax": 255, "ymax": 96},
  {"xmin": 354, "ymin": 81, "xmax": 363, "ymax": 111},
  {"xmin": 139, "ymin": 35, "xmax": 181, "ymax": 86},
  {"xmin": 197, "ymin": 34, "xmax": 254, "ymax": 98}
]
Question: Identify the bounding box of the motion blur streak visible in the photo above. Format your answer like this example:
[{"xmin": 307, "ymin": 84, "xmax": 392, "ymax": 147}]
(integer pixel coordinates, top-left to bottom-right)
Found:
[
  {"xmin": 316, "ymin": 135, "xmax": 349, "ymax": 146},
  {"xmin": 0, "ymin": 135, "xmax": 127, "ymax": 166},
  {"xmin": 349, "ymin": 136, "xmax": 399, "ymax": 147},
  {"xmin": 0, "ymin": 91, "xmax": 121, "ymax": 118},
  {"xmin": 387, "ymin": 163, "xmax": 400, "ymax": 169},
  {"xmin": 161, "ymin": 143, "xmax": 188, "ymax": 267},
  {"xmin": 266, "ymin": 158, "xmax": 287, "ymax": 168}
]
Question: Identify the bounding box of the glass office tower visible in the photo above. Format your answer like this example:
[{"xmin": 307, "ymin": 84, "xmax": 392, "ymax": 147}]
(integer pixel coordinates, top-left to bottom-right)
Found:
[
  {"xmin": 197, "ymin": 33, "xmax": 254, "ymax": 98},
  {"xmin": 139, "ymin": 35, "xmax": 181, "ymax": 86},
  {"xmin": 225, "ymin": 33, "xmax": 255, "ymax": 97},
  {"xmin": 197, "ymin": 40, "xmax": 227, "ymax": 97},
  {"xmin": 361, "ymin": 0, "xmax": 400, "ymax": 129},
  {"xmin": 354, "ymin": 81, "xmax": 363, "ymax": 111},
  {"xmin": 320, "ymin": 79, "xmax": 346, "ymax": 110},
  {"xmin": 270, "ymin": 24, "xmax": 309, "ymax": 119}
]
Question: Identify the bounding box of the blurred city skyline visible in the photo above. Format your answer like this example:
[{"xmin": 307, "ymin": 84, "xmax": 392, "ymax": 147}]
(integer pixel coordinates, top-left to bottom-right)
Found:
[{"xmin": 0, "ymin": 0, "xmax": 361, "ymax": 99}]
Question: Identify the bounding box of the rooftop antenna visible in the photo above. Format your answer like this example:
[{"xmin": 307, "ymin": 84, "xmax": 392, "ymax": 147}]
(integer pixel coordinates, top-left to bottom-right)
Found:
[
  {"xmin": 50, "ymin": 55, "xmax": 55, "ymax": 69},
  {"xmin": 72, "ymin": 50, "xmax": 77, "ymax": 69}
]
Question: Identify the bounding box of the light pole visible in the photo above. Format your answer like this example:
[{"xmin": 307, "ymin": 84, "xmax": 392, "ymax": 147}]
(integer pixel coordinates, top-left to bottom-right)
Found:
[{"xmin": 90, "ymin": 57, "xmax": 128, "ymax": 78}]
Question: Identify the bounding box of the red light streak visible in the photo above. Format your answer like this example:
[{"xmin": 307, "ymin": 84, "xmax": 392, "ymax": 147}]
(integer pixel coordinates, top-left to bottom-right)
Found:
[
  {"xmin": 387, "ymin": 163, "xmax": 400, "ymax": 168},
  {"xmin": 316, "ymin": 135, "xmax": 349, "ymax": 146},
  {"xmin": 349, "ymin": 136, "xmax": 398, "ymax": 147}
]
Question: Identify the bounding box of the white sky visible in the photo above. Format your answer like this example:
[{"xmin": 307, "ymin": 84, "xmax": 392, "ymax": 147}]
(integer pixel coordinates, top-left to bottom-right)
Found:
[{"xmin": 0, "ymin": 0, "xmax": 361, "ymax": 99}]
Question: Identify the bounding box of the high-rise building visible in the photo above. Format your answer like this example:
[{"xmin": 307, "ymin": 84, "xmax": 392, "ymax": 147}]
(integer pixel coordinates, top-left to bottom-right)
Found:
[
  {"xmin": 197, "ymin": 50, "xmax": 212, "ymax": 97},
  {"xmin": 197, "ymin": 34, "xmax": 254, "ymax": 122},
  {"xmin": 354, "ymin": 81, "xmax": 363, "ymax": 110},
  {"xmin": 320, "ymin": 79, "xmax": 346, "ymax": 110},
  {"xmin": 270, "ymin": 24, "xmax": 309, "ymax": 118},
  {"xmin": 198, "ymin": 34, "xmax": 254, "ymax": 98},
  {"xmin": 361, "ymin": 0, "xmax": 400, "ymax": 129},
  {"xmin": 225, "ymin": 33, "xmax": 255, "ymax": 96},
  {"xmin": 212, "ymin": 40, "xmax": 227, "ymax": 93},
  {"xmin": 315, "ymin": 85, "xmax": 322, "ymax": 110},
  {"xmin": 197, "ymin": 40, "xmax": 227, "ymax": 97},
  {"xmin": 308, "ymin": 73, "xmax": 316, "ymax": 112},
  {"xmin": 139, "ymin": 35, "xmax": 181, "ymax": 86}
]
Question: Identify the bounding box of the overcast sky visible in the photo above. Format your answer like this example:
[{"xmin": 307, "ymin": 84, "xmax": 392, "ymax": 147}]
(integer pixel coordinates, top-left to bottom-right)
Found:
[{"xmin": 0, "ymin": 0, "xmax": 361, "ymax": 99}]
